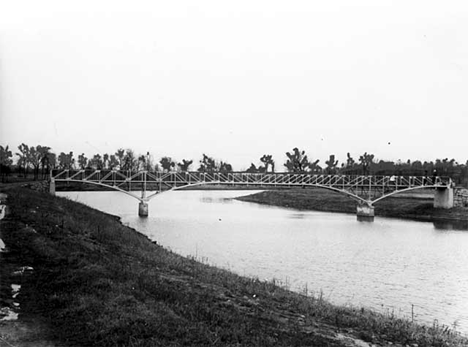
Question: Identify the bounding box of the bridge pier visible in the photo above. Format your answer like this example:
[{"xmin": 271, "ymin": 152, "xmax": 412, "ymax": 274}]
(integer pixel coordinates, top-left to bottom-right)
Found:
[
  {"xmin": 433, "ymin": 187, "xmax": 454, "ymax": 209},
  {"xmin": 138, "ymin": 201, "xmax": 149, "ymax": 217},
  {"xmin": 356, "ymin": 202, "xmax": 374, "ymax": 221}
]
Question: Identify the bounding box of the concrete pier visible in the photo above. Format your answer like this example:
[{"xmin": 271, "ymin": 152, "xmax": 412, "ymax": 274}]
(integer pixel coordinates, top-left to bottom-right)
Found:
[
  {"xmin": 356, "ymin": 203, "xmax": 374, "ymax": 221},
  {"xmin": 49, "ymin": 179, "xmax": 56, "ymax": 195},
  {"xmin": 433, "ymin": 187, "xmax": 454, "ymax": 209},
  {"xmin": 138, "ymin": 201, "xmax": 149, "ymax": 217}
]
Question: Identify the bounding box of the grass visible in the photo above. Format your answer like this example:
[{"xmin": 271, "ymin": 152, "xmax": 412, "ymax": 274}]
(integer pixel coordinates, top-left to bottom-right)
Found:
[{"xmin": 0, "ymin": 186, "xmax": 467, "ymax": 346}]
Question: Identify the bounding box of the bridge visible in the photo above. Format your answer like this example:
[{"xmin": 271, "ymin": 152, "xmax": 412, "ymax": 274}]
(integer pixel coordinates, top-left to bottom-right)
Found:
[{"xmin": 50, "ymin": 170, "xmax": 454, "ymax": 219}]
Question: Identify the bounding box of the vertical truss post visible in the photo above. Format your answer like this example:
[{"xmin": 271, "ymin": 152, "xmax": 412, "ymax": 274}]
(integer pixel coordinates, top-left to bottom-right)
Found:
[
  {"xmin": 158, "ymin": 172, "xmax": 161, "ymax": 193},
  {"xmin": 141, "ymin": 171, "xmax": 147, "ymax": 200},
  {"xmin": 368, "ymin": 176, "xmax": 372, "ymax": 200}
]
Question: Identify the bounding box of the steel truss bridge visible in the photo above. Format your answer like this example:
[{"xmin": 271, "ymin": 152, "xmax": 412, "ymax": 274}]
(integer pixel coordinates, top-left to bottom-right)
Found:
[{"xmin": 50, "ymin": 170, "xmax": 453, "ymax": 217}]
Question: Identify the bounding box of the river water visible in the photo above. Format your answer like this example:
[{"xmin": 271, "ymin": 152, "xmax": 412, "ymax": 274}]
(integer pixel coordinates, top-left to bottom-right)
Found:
[{"xmin": 58, "ymin": 190, "xmax": 468, "ymax": 333}]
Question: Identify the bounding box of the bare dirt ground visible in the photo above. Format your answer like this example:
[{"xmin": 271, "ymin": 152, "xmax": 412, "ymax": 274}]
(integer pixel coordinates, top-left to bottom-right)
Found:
[{"xmin": 0, "ymin": 192, "xmax": 59, "ymax": 347}]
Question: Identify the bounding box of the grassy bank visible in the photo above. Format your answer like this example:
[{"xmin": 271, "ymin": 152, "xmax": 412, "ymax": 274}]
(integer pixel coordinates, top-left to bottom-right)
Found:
[
  {"xmin": 0, "ymin": 187, "xmax": 467, "ymax": 346},
  {"xmin": 236, "ymin": 188, "xmax": 468, "ymax": 224}
]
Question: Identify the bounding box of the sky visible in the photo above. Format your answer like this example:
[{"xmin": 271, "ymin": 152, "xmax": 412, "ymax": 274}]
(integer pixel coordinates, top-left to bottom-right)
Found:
[{"xmin": 1, "ymin": 1, "xmax": 468, "ymax": 170}]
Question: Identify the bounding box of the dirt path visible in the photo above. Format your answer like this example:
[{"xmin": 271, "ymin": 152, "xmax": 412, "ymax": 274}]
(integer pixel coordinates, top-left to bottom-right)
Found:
[{"xmin": 0, "ymin": 192, "xmax": 59, "ymax": 347}]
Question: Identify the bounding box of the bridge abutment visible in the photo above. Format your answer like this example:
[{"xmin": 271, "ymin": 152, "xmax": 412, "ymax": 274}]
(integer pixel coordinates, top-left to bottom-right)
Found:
[
  {"xmin": 433, "ymin": 187, "xmax": 454, "ymax": 209},
  {"xmin": 139, "ymin": 201, "xmax": 149, "ymax": 217},
  {"xmin": 356, "ymin": 203, "xmax": 374, "ymax": 221}
]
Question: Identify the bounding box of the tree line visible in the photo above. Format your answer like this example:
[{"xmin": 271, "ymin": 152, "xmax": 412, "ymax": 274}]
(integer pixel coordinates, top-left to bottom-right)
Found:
[{"xmin": 1, "ymin": 143, "xmax": 468, "ymax": 186}]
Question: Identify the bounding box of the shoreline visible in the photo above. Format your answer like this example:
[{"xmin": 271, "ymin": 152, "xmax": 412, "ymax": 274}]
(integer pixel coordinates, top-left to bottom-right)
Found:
[
  {"xmin": 0, "ymin": 186, "xmax": 467, "ymax": 346},
  {"xmin": 236, "ymin": 188, "xmax": 468, "ymax": 226}
]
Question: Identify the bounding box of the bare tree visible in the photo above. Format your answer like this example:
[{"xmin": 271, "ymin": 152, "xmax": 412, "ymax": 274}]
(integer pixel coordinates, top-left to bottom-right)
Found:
[
  {"xmin": 177, "ymin": 159, "xmax": 193, "ymax": 172},
  {"xmin": 325, "ymin": 154, "xmax": 338, "ymax": 174},
  {"xmin": 284, "ymin": 148, "xmax": 309, "ymax": 172},
  {"xmin": 260, "ymin": 154, "xmax": 275, "ymax": 173},
  {"xmin": 359, "ymin": 152, "xmax": 375, "ymax": 175}
]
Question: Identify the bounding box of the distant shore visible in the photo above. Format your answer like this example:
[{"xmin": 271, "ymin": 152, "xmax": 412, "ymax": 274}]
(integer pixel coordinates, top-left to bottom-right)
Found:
[{"xmin": 236, "ymin": 188, "xmax": 468, "ymax": 226}]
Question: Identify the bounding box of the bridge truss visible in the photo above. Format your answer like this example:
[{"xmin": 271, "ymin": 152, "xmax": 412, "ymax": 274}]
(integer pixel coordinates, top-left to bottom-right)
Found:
[{"xmin": 50, "ymin": 170, "xmax": 452, "ymax": 206}]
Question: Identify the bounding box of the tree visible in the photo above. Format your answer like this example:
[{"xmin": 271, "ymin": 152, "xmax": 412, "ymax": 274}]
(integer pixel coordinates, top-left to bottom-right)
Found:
[
  {"xmin": 260, "ymin": 154, "xmax": 275, "ymax": 173},
  {"xmin": 0, "ymin": 145, "xmax": 13, "ymax": 182},
  {"xmin": 89, "ymin": 154, "xmax": 104, "ymax": 170},
  {"xmin": 16, "ymin": 143, "xmax": 31, "ymax": 177},
  {"xmin": 308, "ymin": 159, "xmax": 321, "ymax": 173},
  {"xmin": 43, "ymin": 152, "xmax": 56, "ymax": 178},
  {"xmin": 0, "ymin": 145, "xmax": 13, "ymax": 167},
  {"xmin": 138, "ymin": 154, "xmax": 147, "ymax": 171},
  {"xmin": 28, "ymin": 146, "xmax": 44, "ymax": 180},
  {"xmin": 115, "ymin": 148, "xmax": 126, "ymax": 170},
  {"xmin": 36, "ymin": 145, "xmax": 52, "ymax": 179},
  {"xmin": 160, "ymin": 157, "xmax": 176, "ymax": 172},
  {"xmin": 177, "ymin": 159, "xmax": 193, "ymax": 172},
  {"xmin": 284, "ymin": 148, "xmax": 310, "ymax": 173},
  {"xmin": 359, "ymin": 152, "xmax": 375, "ymax": 175},
  {"xmin": 346, "ymin": 153, "xmax": 355, "ymax": 167},
  {"xmin": 103, "ymin": 153, "xmax": 109, "ymax": 169},
  {"xmin": 219, "ymin": 161, "xmax": 233, "ymax": 173},
  {"xmin": 198, "ymin": 154, "xmax": 218, "ymax": 172},
  {"xmin": 325, "ymin": 154, "xmax": 338, "ymax": 174},
  {"xmin": 246, "ymin": 163, "xmax": 259, "ymax": 173},
  {"xmin": 78, "ymin": 153, "xmax": 88, "ymax": 169},
  {"xmin": 58, "ymin": 152, "xmax": 75, "ymax": 169},
  {"xmin": 108, "ymin": 155, "xmax": 119, "ymax": 170},
  {"xmin": 122, "ymin": 149, "xmax": 138, "ymax": 171}
]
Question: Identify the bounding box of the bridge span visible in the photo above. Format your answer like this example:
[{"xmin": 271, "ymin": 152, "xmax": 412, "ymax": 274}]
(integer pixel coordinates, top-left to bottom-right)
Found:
[{"xmin": 50, "ymin": 170, "xmax": 454, "ymax": 219}]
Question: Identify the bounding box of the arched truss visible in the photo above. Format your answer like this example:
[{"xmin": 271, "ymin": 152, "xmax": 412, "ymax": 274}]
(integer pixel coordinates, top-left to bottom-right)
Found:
[
  {"xmin": 51, "ymin": 170, "xmax": 452, "ymax": 205},
  {"xmin": 54, "ymin": 179, "xmax": 144, "ymax": 201},
  {"xmin": 148, "ymin": 182, "xmax": 370, "ymax": 203},
  {"xmin": 371, "ymin": 185, "xmax": 439, "ymax": 205}
]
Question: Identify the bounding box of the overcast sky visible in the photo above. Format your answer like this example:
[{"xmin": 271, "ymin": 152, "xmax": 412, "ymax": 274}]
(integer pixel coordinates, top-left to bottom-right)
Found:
[{"xmin": 1, "ymin": 1, "xmax": 467, "ymax": 170}]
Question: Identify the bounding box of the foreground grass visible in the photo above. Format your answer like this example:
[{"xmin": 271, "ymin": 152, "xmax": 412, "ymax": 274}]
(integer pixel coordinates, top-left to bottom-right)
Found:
[{"xmin": 1, "ymin": 187, "xmax": 467, "ymax": 346}]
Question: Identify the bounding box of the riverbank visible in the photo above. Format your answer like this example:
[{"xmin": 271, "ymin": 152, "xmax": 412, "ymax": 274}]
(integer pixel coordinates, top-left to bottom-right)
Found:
[
  {"xmin": 236, "ymin": 188, "xmax": 468, "ymax": 225},
  {"xmin": 0, "ymin": 187, "xmax": 466, "ymax": 346}
]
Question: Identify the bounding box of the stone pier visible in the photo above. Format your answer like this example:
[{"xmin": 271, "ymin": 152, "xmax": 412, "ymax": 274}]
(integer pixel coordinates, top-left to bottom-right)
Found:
[
  {"xmin": 433, "ymin": 187, "xmax": 454, "ymax": 209},
  {"xmin": 138, "ymin": 201, "xmax": 149, "ymax": 217},
  {"xmin": 356, "ymin": 203, "xmax": 374, "ymax": 221}
]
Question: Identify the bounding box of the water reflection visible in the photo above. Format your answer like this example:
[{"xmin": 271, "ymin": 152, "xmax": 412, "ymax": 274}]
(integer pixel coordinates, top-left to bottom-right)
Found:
[
  {"xmin": 356, "ymin": 216, "xmax": 375, "ymax": 222},
  {"xmin": 289, "ymin": 213, "xmax": 307, "ymax": 219},
  {"xmin": 200, "ymin": 196, "xmax": 234, "ymax": 204},
  {"xmin": 433, "ymin": 220, "xmax": 468, "ymax": 231}
]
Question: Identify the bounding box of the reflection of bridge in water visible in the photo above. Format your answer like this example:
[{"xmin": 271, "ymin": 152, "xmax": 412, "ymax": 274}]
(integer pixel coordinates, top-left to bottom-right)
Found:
[{"xmin": 50, "ymin": 170, "xmax": 454, "ymax": 219}]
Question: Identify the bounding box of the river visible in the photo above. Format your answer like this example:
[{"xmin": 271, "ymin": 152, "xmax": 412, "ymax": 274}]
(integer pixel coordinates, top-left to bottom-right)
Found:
[{"xmin": 58, "ymin": 190, "xmax": 468, "ymax": 333}]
